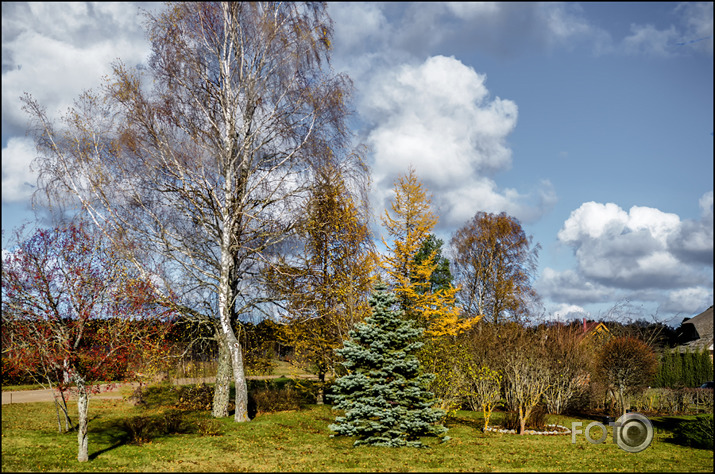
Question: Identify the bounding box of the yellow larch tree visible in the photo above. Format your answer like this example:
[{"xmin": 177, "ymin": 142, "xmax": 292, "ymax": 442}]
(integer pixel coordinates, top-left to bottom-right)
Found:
[
  {"xmin": 380, "ymin": 167, "xmax": 475, "ymax": 338},
  {"xmin": 265, "ymin": 162, "xmax": 375, "ymax": 403}
]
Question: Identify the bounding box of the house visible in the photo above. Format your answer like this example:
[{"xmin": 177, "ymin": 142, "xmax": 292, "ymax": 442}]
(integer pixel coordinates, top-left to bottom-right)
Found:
[
  {"xmin": 675, "ymin": 306, "xmax": 714, "ymax": 361},
  {"xmin": 580, "ymin": 318, "xmax": 611, "ymax": 344}
]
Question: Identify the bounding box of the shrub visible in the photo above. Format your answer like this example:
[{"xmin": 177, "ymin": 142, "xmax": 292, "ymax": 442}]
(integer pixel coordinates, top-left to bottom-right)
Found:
[
  {"xmin": 526, "ymin": 404, "xmax": 548, "ymax": 431},
  {"xmin": 596, "ymin": 337, "xmax": 657, "ymax": 417},
  {"xmin": 122, "ymin": 415, "xmax": 156, "ymax": 445},
  {"xmin": 250, "ymin": 384, "xmax": 302, "ymax": 414},
  {"xmin": 673, "ymin": 414, "xmax": 714, "ymax": 450},
  {"xmin": 175, "ymin": 383, "xmax": 214, "ymax": 411},
  {"xmin": 121, "ymin": 409, "xmax": 191, "ymax": 444},
  {"xmin": 160, "ymin": 409, "xmax": 187, "ymax": 434},
  {"xmin": 502, "ymin": 412, "xmax": 521, "ymax": 431},
  {"xmin": 501, "ymin": 405, "xmax": 548, "ymax": 431},
  {"xmin": 633, "ymin": 388, "xmax": 715, "ymax": 415}
]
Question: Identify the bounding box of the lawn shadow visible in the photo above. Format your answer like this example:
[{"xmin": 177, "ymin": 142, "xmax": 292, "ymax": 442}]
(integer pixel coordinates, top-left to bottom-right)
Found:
[
  {"xmin": 89, "ymin": 440, "xmax": 127, "ymax": 461},
  {"xmin": 446, "ymin": 414, "xmax": 486, "ymax": 432},
  {"xmin": 88, "ymin": 418, "xmax": 130, "ymax": 460}
]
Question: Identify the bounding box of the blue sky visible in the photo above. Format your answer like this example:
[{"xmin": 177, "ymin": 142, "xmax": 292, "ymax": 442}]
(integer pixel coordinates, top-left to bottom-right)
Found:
[{"xmin": 2, "ymin": 2, "xmax": 713, "ymax": 326}]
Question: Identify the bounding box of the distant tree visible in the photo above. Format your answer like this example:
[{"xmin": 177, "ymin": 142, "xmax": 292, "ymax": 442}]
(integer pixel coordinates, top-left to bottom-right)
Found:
[
  {"xmin": 237, "ymin": 320, "xmax": 281, "ymax": 376},
  {"xmin": 451, "ymin": 212, "xmax": 540, "ymax": 323},
  {"xmin": 596, "ymin": 337, "xmax": 657, "ymax": 417},
  {"xmin": 1, "ymin": 223, "xmax": 174, "ymax": 462},
  {"xmin": 328, "ymin": 285, "xmax": 448, "ymax": 447}
]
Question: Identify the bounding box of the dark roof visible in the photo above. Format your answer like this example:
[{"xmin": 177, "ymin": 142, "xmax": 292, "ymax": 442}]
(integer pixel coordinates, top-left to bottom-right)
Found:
[{"xmin": 680, "ymin": 306, "xmax": 714, "ymax": 351}]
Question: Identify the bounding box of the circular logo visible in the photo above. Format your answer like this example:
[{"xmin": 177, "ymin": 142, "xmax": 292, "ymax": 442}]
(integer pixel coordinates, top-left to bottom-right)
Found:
[{"xmin": 614, "ymin": 413, "xmax": 653, "ymax": 453}]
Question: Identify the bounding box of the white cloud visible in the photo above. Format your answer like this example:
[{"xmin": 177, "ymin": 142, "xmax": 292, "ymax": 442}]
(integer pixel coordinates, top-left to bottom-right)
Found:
[
  {"xmin": 1, "ymin": 2, "xmax": 156, "ymax": 205},
  {"xmin": 442, "ymin": 2, "xmax": 612, "ymax": 56},
  {"xmin": 623, "ymin": 23, "xmax": 679, "ymax": 57},
  {"xmin": 662, "ymin": 287, "xmax": 714, "ymax": 315},
  {"xmin": 621, "ymin": 3, "xmax": 713, "ymax": 57},
  {"xmin": 542, "ymin": 195, "xmax": 714, "ymax": 316},
  {"xmin": 1, "ymin": 2, "xmax": 153, "ymax": 136},
  {"xmin": 1, "ymin": 137, "xmax": 38, "ymax": 203},
  {"xmin": 558, "ymin": 202, "xmax": 629, "ymax": 242},
  {"xmin": 329, "ymin": 2, "xmax": 390, "ymax": 55},
  {"xmin": 549, "ymin": 303, "xmax": 589, "ymax": 322},
  {"xmin": 536, "ymin": 267, "xmax": 614, "ymax": 305},
  {"xmin": 362, "ymin": 55, "xmax": 555, "ymax": 229},
  {"xmin": 674, "ymin": 2, "xmax": 713, "ymax": 55},
  {"xmin": 668, "ymin": 191, "xmax": 714, "ymax": 265}
]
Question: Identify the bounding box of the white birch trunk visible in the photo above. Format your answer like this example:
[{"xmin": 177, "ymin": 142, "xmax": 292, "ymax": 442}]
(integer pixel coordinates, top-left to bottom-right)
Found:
[
  {"xmin": 212, "ymin": 331, "xmax": 232, "ymax": 418},
  {"xmin": 75, "ymin": 378, "xmax": 90, "ymax": 462}
]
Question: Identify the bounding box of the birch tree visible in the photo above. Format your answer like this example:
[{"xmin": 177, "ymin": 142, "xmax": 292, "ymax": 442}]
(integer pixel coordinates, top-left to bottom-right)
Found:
[
  {"xmin": 451, "ymin": 212, "xmax": 540, "ymax": 323},
  {"xmin": 23, "ymin": 2, "xmax": 355, "ymax": 422}
]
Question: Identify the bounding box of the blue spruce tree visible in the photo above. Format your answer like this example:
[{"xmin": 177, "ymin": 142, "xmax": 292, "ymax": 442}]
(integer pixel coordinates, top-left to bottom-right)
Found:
[{"xmin": 328, "ymin": 284, "xmax": 448, "ymax": 447}]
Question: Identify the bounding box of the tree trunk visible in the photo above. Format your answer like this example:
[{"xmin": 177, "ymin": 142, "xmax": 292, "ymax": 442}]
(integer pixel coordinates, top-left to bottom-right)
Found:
[
  {"xmin": 618, "ymin": 385, "xmax": 627, "ymax": 418},
  {"xmin": 518, "ymin": 406, "xmax": 526, "ymax": 435},
  {"xmin": 212, "ymin": 331, "xmax": 232, "ymax": 418},
  {"xmin": 52, "ymin": 391, "xmax": 74, "ymax": 433},
  {"xmin": 316, "ymin": 372, "xmax": 325, "ymax": 405},
  {"xmin": 230, "ymin": 341, "xmax": 250, "ymax": 422},
  {"xmin": 75, "ymin": 379, "xmax": 90, "ymax": 462},
  {"xmin": 218, "ymin": 198, "xmax": 250, "ymax": 423},
  {"xmin": 54, "ymin": 397, "xmax": 63, "ymax": 433}
]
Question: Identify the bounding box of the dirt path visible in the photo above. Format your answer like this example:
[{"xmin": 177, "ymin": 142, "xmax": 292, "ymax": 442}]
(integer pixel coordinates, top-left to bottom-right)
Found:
[
  {"xmin": 2, "ymin": 374, "xmax": 318, "ymax": 405},
  {"xmin": 2, "ymin": 383, "xmax": 135, "ymax": 405}
]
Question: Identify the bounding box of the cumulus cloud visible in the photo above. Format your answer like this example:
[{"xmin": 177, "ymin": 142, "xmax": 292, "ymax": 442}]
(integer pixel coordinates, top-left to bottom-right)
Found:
[
  {"xmin": 557, "ymin": 201, "xmax": 706, "ymax": 289},
  {"xmin": 1, "ymin": 2, "xmax": 154, "ymax": 137},
  {"xmin": 361, "ymin": 55, "xmax": 555, "ymax": 229},
  {"xmin": 536, "ymin": 268, "xmax": 613, "ymax": 305},
  {"xmin": 661, "ymin": 287, "xmax": 714, "ymax": 315},
  {"xmin": 549, "ymin": 303, "xmax": 589, "ymax": 322},
  {"xmin": 668, "ymin": 191, "xmax": 714, "ymax": 265},
  {"xmin": 541, "ymin": 195, "xmax": 713, "ymax": 315},
  {"xmin": 1, "ymin": 137, "xmax": 38, "ymax": 203}
]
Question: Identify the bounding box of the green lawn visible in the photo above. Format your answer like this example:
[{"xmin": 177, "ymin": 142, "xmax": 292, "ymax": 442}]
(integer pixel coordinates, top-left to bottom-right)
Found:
[
  {"xmin": 1, "ymin": 394, "xmax": 712, "ymax": 472},
  {"xmin": 1, "ymin": 383, "xmax": 47, "ymax": 392}
]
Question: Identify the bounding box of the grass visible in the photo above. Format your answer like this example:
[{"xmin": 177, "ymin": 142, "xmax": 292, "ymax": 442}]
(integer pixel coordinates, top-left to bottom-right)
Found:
[
  {"xmin": 2, "ymin": 389, "xmax": 713, "ymax": 472},
  {"xmin": 270, "ymin": 359, "xmax": 316, "ymax": 378},
  {"xmin": 2, "ymin": 383, "xmax": 47, "ymax": 392}
]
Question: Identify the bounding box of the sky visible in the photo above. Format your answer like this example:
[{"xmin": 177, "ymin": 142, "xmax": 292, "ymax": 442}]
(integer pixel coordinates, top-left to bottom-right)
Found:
[{"xmin": 2, "ymin": 2, "xmax": 713, "ymax": 327}]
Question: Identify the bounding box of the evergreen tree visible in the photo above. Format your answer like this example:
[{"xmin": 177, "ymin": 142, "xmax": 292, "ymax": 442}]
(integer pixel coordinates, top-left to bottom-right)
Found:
[
  {"xmin": 328, "ymin": 285, "xmax": 448, "ymax": 447},
  {"xmin": 670, "ymin": 348, "xmax": 683, "ymax": 388},
  {"xmin": 412, "ymin": 234, "xmax": 453, "ymax": 294},
  {"xmin": 697, "ymin": 348, "xmax": 713, "ymax": 386},
  {"xmin": 653, "ymin": 352, "xmax": 668, "ymax": 387},
  {"xmin": 683, "ymin": 348, "xmax": 694, "ymax": 387}
]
